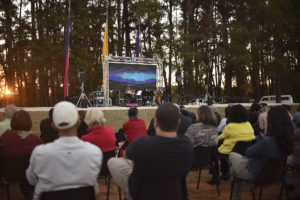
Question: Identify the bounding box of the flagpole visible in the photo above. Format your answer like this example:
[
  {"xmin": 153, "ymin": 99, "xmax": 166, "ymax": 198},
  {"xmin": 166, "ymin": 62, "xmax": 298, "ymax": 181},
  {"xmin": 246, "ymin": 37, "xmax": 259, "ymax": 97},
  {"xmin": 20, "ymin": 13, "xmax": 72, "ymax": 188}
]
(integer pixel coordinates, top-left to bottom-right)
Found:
[
  {"xmin": 106, "ymin": 1, "xmax": 109, "ymax": 56},
  {"xmin": 67, "ymin": 0, "xmax": 71, "ymax": 97},
  {"xmin": 63, "ymin": 0, "xmax": 71, "ymax": 99}
]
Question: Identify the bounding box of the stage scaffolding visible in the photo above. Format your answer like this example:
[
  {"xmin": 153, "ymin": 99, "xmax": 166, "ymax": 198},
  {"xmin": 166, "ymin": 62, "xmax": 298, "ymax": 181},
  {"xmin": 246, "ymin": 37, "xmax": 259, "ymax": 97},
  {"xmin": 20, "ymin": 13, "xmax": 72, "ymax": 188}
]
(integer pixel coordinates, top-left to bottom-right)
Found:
[{"xmin": 102, "ymin": 56, "xmax": 164, "ymax": 106}]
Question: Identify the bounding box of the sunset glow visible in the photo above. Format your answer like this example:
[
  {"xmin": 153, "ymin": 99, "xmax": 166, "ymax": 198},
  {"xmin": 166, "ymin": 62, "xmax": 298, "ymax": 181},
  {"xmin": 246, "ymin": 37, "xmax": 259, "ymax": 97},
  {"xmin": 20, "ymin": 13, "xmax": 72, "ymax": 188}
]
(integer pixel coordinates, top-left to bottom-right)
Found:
[{"xmin": 5, "ymin": 89, "xmax": 12, "ymax": 95}]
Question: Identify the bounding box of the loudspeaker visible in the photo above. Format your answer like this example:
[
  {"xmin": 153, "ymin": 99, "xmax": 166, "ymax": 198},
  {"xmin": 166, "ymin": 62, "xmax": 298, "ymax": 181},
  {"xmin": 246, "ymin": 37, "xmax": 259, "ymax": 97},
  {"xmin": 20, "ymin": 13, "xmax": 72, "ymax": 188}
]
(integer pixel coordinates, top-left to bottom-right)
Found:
[{"xmin": 176, "ymin": 72, "xmax": 182, "ymax": 82}]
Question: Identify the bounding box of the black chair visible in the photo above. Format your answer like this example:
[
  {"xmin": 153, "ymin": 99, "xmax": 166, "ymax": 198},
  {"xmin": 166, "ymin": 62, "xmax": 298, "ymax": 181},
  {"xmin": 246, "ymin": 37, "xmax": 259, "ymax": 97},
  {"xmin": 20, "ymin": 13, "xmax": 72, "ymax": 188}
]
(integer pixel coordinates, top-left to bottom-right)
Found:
[
  {"xmin": 3, "ymin": 155, "xmax": 31, "ymax": 200},
  {"xmin": 134, "ymin": 177, "xmax": 188, "ymax": 200},
  {"xmin": 281, "ymin": 162, "xmax": 300, "ymax": 199},
  {"xmin": 230, "ymin": 156, "xmax": 289, "ymax": 200},
  {"xmin": 216, "ymin": 140, "xmax": 254, "ymax": 181},
  {"xmin": 40, "ymin": 186, "xmax": 95, "ymax": 200},
  {"xmin": 190, "ymin": 146, "xmax": 220, "ymax": 195},
  {"xmin": 232, "ymin": 141, "xmax": 254, "ymax": 155},
  {"xmin": 98, "ymin": 150, "xmax": 115, "ymax": 200}
]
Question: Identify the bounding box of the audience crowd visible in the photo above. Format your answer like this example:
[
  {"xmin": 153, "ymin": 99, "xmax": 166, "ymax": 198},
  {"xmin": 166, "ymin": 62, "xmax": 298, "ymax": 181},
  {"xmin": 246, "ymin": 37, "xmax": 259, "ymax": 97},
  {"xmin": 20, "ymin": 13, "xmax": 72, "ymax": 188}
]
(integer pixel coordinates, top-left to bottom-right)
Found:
[{"xmin": 0, "ymin": 101, "xmax": 299, "ymax": 200}]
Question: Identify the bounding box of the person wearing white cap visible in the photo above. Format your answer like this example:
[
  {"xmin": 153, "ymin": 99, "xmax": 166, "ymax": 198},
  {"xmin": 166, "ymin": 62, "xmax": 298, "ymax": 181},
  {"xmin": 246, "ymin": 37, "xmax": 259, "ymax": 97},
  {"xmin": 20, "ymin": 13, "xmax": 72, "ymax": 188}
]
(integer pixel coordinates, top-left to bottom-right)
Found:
[{"xmin": 26, "ymin": 101, "xmax": 103, "ymax": 200}]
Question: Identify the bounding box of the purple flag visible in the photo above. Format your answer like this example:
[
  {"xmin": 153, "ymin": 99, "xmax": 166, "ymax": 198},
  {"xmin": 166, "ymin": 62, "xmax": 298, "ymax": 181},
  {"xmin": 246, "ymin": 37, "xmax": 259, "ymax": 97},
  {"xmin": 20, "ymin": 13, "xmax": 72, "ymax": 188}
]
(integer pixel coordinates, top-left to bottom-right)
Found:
[
  {"xmin": 64, "ymin": 2, "xmax": 71, "ymax": 99},
  {"xmin": 135, "ymin": 24, "xmax": 141, "ymax": 58}
]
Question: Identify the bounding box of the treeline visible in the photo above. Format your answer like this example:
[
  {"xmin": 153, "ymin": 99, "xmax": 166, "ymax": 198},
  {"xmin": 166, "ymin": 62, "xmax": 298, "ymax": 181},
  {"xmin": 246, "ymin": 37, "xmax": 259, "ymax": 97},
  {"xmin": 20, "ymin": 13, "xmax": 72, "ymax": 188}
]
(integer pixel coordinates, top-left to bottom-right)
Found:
[{"xmin": 0, "ymin": 0, "xmax": 300, "ymax": 106}]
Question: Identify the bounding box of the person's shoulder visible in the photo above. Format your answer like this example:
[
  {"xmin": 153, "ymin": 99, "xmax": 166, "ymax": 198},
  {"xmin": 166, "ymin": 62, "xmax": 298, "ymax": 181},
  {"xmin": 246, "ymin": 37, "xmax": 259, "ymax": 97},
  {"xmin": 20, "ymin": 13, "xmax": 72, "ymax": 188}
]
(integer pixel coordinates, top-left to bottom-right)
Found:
[
  {"xmin": 104, "ymin": 125, "xmax": 114, "ymax": 132},
  {"xmin": 177, "ymin": 136, "xmax": 193, "ymax": 150},
  {"xmin": 181, "ymin": 114, "xmax": 192, "ymax": 123},
  {"xmin": 122, "ymin": 120, "xmax": 131, "ymax": 127},
  {"xmin": 31, "ymin": 142, "xmax": 53, "ymax": 155}
]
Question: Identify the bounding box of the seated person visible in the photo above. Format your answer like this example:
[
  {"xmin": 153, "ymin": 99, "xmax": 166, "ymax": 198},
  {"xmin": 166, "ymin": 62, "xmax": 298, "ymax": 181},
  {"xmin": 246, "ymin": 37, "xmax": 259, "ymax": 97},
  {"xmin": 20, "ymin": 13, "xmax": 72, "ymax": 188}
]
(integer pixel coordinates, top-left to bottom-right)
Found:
[
  {"xmin": 26, "ymin": 101, "xmax": 103, "ymax": 200},
  {"xmin": 258, "ymin": 103, "xmax": 268, "ymax": 136},
  {"xmin": 77, "ymin": 110, "xmax": 88, "ymax": 138},
  {"xmin": 185, "ymin": 105, "xmax": 218, "ymax": 147},
  {"xmin": 148, "ymin": 104, "xmax": 192, "ymax": 137},
  {"xmin": 108, "ymin": 103, "xmax": 193, "ymax": 200},
  {"xmin": 217, "ymin": 106, "xmax": 231, "ymax": 134},
  {"xmin": 180, "ymin": 105, "xmax": 196, "ymax": 123},
  {"xmin": 40, "ymin": 108, "xmax": 58, "ymax": 143},
  {"xmin": 0, "ymin": 104, "xmax": 17, "ymax": 136},
  {"xmin": 81, "ymin": 108, "xmax": 116, "ymax": 153},
  {"xmin": 119, "ymin": 107, "xmax": 147, "ymax": 156},
  {"xmin": 211, "ymin": 104, "xmax": 255, "ymax": 184},
  {"xmin": 248, "ymin": 102, "xmax": 261, "ymax": 126},
  {"xmin": 0, "ymin": 110, "xmax": 43, "ymax": 200},
  {"xmin": 229, "ymin": 106, "xmax": 293, "ymax": 200}
]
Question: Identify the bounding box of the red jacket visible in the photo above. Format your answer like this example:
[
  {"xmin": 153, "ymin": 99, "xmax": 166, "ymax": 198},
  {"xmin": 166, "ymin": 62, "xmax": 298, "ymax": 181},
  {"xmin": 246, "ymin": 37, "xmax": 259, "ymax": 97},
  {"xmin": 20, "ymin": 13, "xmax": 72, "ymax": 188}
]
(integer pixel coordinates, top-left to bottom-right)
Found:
[
  {"xmin": 0, "ymin": 130, "xmax": 43, "ymax": 156},
  {"xmin": 123, "ymin": 118, "xmax": 147, "ymax": 144},
  {"xmin": 81, "ymin": 125, "xmax": 116, "ymax": 152}
]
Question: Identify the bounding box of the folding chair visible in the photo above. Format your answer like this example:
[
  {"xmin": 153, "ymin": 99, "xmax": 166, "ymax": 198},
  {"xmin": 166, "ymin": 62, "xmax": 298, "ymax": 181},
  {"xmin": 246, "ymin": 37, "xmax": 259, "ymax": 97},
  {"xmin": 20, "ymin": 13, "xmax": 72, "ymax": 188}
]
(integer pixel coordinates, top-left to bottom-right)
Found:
[
  {"xmin": 134, "ymin": 177, "xmax": 188, "ymax": 200},
  {"xmin": 190, "ymin": 146, "xmax": 220, "ymax": 195},
  {"xmin": 3, "ymin": 155, "xmax": 31, "ymax": 200},
  {"xmin": 216, "ymin": 141, "xmax": 254, "ymax": 182},
  {"xmin": 98, "ymin": 150, "xmax": 115, "ymax": 200},
  {"xmin": 40, "ymin": 186, "xmax": 95, "ymax": 200},
  {"xmin": 230, "ymin": 156, "xmax": 289, "ymax": 200}
]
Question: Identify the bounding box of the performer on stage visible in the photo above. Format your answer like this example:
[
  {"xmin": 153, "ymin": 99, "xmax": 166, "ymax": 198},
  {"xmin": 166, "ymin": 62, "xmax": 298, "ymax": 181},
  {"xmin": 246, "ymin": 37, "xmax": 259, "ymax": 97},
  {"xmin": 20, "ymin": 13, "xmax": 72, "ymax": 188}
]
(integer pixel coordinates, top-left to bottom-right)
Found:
[
  {"xmin": 141, "ymin": 88, "xmax": 149, "ymax": 106},
  {"xmin": 155, "ymin": 88, "xmax": 164, "ymax": 105},
  {"xmin": 125, "ymin": 85, "xmax": 136, "ymax": 103}
]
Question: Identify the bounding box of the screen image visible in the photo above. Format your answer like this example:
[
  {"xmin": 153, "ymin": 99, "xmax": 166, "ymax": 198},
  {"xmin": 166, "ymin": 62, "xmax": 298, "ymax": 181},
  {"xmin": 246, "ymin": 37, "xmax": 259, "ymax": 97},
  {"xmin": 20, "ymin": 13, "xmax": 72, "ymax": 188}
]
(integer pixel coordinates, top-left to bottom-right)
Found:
[{"xmin": 109, "ymin": 63, "xmax": 157, "ymax": 90}]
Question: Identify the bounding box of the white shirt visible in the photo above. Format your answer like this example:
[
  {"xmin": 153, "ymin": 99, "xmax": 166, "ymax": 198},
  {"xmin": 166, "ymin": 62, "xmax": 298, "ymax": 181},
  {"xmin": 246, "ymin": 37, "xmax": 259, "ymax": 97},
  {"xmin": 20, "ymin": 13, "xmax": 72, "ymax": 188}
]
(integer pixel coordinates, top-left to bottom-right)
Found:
[
  {"xmin": 217, "ymin": 118, "xmax": 228, "ymax": 133},
  {"xmin": 26, "ymin": 136, "xmax": 103, "ymax": 200},
  {"xmin": 0, "ymin": 118, "xmax": 11, "ymax": 136}
]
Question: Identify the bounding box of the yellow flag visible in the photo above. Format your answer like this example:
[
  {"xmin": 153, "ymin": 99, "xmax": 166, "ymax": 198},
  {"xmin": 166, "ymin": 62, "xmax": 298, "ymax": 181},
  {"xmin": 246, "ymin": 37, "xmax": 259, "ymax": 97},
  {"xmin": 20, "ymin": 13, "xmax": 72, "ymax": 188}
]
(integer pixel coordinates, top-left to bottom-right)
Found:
[{"xmin": 102, "ymin": 19, "xmax": 108, "ymax": 64}]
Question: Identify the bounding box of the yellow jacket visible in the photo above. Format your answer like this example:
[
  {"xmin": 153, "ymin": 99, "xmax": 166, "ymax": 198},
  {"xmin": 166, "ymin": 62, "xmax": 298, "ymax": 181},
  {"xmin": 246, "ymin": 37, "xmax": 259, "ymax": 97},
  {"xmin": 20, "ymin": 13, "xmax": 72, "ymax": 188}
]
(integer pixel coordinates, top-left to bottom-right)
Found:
[{"xmin": 218, "ymin": 122, "xmax": 255, "ymax": 154}]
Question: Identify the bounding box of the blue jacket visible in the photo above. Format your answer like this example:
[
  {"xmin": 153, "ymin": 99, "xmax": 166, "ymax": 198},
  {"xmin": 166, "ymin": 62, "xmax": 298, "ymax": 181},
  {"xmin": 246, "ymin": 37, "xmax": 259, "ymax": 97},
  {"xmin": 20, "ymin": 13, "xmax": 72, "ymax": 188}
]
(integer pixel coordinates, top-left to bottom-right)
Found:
[{"xmin": 246, "ymin": 136, "xmax": 282, "ymax": 176}]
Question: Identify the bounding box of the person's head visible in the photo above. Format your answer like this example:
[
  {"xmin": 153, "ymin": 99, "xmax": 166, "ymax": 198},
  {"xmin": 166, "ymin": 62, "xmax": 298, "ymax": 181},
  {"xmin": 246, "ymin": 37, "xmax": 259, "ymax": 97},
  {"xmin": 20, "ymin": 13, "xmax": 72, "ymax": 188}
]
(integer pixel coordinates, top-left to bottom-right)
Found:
[
  {"xmin": 196, "ymin": 105, "xmax": 217, "ymax": 126},
  {"xmin": 267, "ymin": 106, "xmax": 293, "ymax": 155},
  {"xmin": 10, "ymin": 110, "xmax": 32, "ymax": 131},
  {"xmin": 154, "ymin": 103, "xmax": 180, "ymax": 134},
  {"xmin": 4, "ymin": 104, "xmax": 17, "ymax": 119},
  {"xmin": 250, "ymin": 102, "xmax": 261, "ymax": 113},
  {"xmin": 229, "ymin": 104, "xmax": 249, "ymax": 123},
  {"xmin": 49, "ymin": 108, "xmax": 54, "ymax": 121},
  {"xmin": 225, "ymin": 106, "xmax": 231, "ymax": 118},
  {"xmin": 259, "ymin": 103, "xmax": 268, "ymax": 113},
  {"xmin": 84, "ymin": 108, "xmax": 106, "ymax": 128},
  {"xmin": 78, "ymin": 110, "xmax": 87, "ymax": 121},
  {"xmin": 128, "ymin": 107, "xmax": 138, "ymax": 120},
  {"xmin": 52, "ymin": 101, "xmax": 80, "ymax": 134}
]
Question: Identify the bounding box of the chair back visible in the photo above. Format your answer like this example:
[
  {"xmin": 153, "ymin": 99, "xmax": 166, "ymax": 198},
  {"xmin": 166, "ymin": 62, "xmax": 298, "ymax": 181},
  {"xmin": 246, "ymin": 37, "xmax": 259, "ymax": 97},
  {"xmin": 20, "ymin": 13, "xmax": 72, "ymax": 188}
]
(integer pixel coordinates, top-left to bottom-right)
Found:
[
  {"xmin": 99, "ymin": 150, "xmax": 115, "ymax": 177},
  {"xmin": 191, "ymin": 146, "xmax": 213, "ymax": 169},
  {"xmin": 0, "ymin": 146, "xmax": 4, "ymax": 178},
  {"xmin": 40, "ymin": 186, "xmax": 95, "ymax": 200},
  {"xmin": 3, "ymin": 155, "xmax": 30, "ymax": 182},
  {"xmin": 232, "ymin": 141, "xmax": 253, "ymax": 156},
  {"xmin": 134, "ymin": 177, "xmax": 188, "ymax": 200},
  {"xmin": 253, "ymin": 156, "xmax": 286, "ymax": 187}
]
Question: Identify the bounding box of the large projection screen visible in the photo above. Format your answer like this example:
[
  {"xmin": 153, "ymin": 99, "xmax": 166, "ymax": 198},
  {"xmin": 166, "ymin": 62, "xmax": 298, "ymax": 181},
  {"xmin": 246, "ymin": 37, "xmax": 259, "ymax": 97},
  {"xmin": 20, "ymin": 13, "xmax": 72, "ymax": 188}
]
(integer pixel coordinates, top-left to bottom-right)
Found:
[{"xmin": 109, "ymin": 62, "xmax": 157, "ymax": 90}]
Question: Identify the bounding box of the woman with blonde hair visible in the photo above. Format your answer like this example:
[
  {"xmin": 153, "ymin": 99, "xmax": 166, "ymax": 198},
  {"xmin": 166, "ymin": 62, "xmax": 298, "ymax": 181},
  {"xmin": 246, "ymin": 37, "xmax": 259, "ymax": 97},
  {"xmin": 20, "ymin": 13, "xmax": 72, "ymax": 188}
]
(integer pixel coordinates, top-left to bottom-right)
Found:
[
  {"xmin": 185, "ymin": 105, "xmax": 218, "ymax": 147},
  {"xmin": 81, "ymin": 108, "xmax": 116, "ymax": 153}
]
